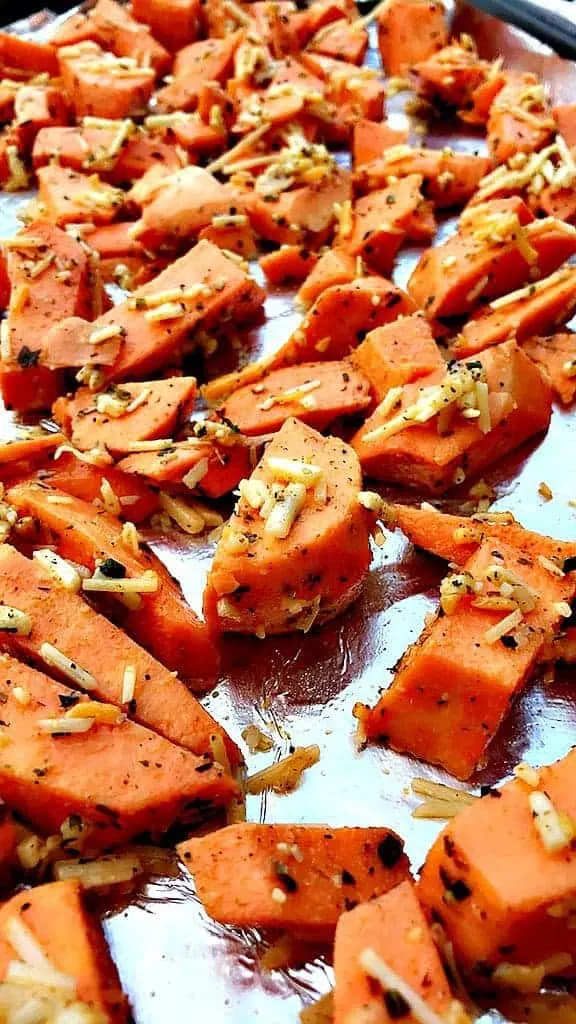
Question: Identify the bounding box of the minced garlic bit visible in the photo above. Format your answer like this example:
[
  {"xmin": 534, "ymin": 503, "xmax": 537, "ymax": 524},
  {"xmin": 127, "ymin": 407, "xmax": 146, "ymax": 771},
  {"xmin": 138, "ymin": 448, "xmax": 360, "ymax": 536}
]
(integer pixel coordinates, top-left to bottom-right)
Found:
[
  {"xmin": 37, "ymin": 716, "xmax": 95, "ymax": 735},
  {"xmin": 439, "ymin": 570, "xmax": 480, "ymax": 615},
  {"xmin": 66, "ymin": 700, "xmax": 122, "ymax": 724},
  {"xmin": 254, "ymin": 135, "xmax": 336, "ymax": 198},
  {"xmin": 12, "ymin": 686, "xmax": 30, "ymax": 706},
  {"xmin": 529, "ymin": 790, "xmax": 576, "ymax": 853},
  {"xmin": 88, "ymin": 323, "xmax": 124, "ymax": 347},
  {"xmin": 39, "ymin": 642, "xmax": 97, "ymax": 691},
  {"xmin": 0, "ymin": 605, "xmax": 32, "ymax": 636},
  {"xmin": 82, "ymin": 569, "xmax": 159, "ymax": 595},
  {"xmin": 121, "ymin": 664, "xmax": 137, "ymax": 705},
  {"xmin": 32, "ymin": 549, "xmax": 82, "ymax": 593},
  {"xmin": 143, "ymin": 301, "xmax": 186, "ymax": 322},
  {"xmin": 363, "ymin": 361, "xmax": 491, "ymax": 445},
  {"xmin": 563, "ymin": 359, "xmax": 576, "ymax": 378},
  {"xmin": 245, "ymin": 745, "xmax": 320, "ymax": 794},
  {"xmin": 75, "ymin": 364, "xmax": 106, "ymax": 391},
  {"xmin": 271, "ymin": 887, "xmax": 287, "ymax": 904},
  {"xmin": 554, "ymin": 600, "xmax": 572, "ymax": 618},
  {"xmin": 238, "ymin": 477, "xmax": 269, "ymax": 510},
  {"xmin": 513, "ymin": 762, "xmax": 541, "ymax": 787},
  {"xmin": 359, "ymin": 948, "xmax": 448, "ymax": 1024}
]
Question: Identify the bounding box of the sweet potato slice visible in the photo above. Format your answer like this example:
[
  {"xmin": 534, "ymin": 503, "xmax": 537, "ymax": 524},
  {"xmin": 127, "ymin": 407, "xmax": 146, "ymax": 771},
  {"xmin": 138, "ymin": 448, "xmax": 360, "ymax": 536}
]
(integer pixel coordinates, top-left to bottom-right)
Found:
[
  {"xmin": 37, "ymin": 164, "xmax": 124, "ymax": 227},
  {"xmin": 351, "ymin": 340, "xmax": 551, "ymax": 492},
  {"xmin": 45, "ymin": 451, "xmax": 159, "ymax": 523},
  {"xmin": 0, "ymin": 880, "xmax": 126, "ymax": 1022},
  {"xmin": 358, "ymin": 534, "xmax": 576, "ymax": 778},
  {"xmin": 334, "ymin": 880, "xmax": 454, "ymax": 1024},
  {"xmin": 296, "ymin": 247, "xmax": 356, "ymax": 308},
  {"xmin": 131, "ymin": 166, "xmax": 247, "ymax": 251},
  {"xmin": 0, "ymin": 431, "xmax": 65, "ymax": 470},
  {"xmin": 408, "ymin": 205, "xmax": 576, "ymax": 320},
  {"xmin": 179, "ymin": 823, "xmax": 410, "ymax": 940},
  {"xmin": 53, "ymin": 377, "xmax": 198, "ymax": 456},
  {"xmin": 553, "ymin": 103, "xmax": 576, "ymax": 148},
  {"xmin": 6, "ymin": 482, "xmax": 220, "ymax": 682},
  {"xmin": 354, "ymin": 147, "xmax": 491, "ymax": 209},
  {"xmin": 377, "ymin": 0, "xmax": 448, "ymax": 77},
  {"xmin": 90, "ymin": 0, "xmax": 171, "ymax": 76},
  {"xmin": 156, "ymin": 34, "xmax": 241, "ymax": 112},
  {"xmin": 131, "ymin": 0, "xmax": 202, "ymax": 51},
  {"xmin": 205, "ymin": 417, "xmax": 372, "ymax": 635},
  {"xmin": 80, "ymin": 239, "xmax": 264, "ymax": 382},
  {"xmin": 0, "ymin": 653, "xmax": 238, "ymax": 847},
  {"xmin": 0, "ymin": 544, "xmax": 238, "ymax": 758},
  {"xmin": 219, "ymin": 361, "xmax": 372, "ymax": 436},
  {"xmin": 487, "ymin": 72, "xmax": 555, "ymax": 165},
  {"xmin": 393, "ymin": 503, "xmax": 483, "ymax": 564},
  {"xmin": 246, "ymin": 168, "xmax": 351, "ymax": 246},
  {"xmin": 349, "ymin": 314, "xmax": 443, "ymax": 402},
  {"xmin": 347, "ymin": 175, "xmax": 436, "ymax": 275},
  {"xmin": 0, "ymin": 32, "xmax": 58, "ymax": 76},
  {"xmin": 352, "ymin": 119, "xmax": 409, "ymax": 169},
  {"xmin": 412, "ymin": 41, "xmax": 489, "ymax": 108},
  {"xmin": 32, "ymin": 125, "xmax": 182, "ymax": 185},
  {"xmin": 58, "ymin": 41, "xmax": 155, "ymax": 119},
  {"xmin": 117, "ymin": 438, "xmax": 251, "ymax": 499},
  {"xmin": 12, "ymin": 85, "xmax": 69, "ymax": 153},
  {"xmin": 456, "ymin": 266, "xmax": 576, "ymax": 357},
  {"xmin": 418, "ymin": 748, "xmax": 576, "ymax": 983},
  {"xmin": 523, "ymin": 333, "xmax": 576, "ymax": 405},
  {"xmin": 259, "ymin": 246, "xmax": 319, "ymax": 286}
]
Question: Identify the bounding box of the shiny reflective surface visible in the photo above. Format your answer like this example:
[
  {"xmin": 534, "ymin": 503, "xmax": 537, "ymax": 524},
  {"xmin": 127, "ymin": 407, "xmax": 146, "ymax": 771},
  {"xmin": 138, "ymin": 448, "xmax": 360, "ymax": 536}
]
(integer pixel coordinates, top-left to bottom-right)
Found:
[{"xmin": 2, "ymin": 6, "xmax": 576, "ymax": 1020}]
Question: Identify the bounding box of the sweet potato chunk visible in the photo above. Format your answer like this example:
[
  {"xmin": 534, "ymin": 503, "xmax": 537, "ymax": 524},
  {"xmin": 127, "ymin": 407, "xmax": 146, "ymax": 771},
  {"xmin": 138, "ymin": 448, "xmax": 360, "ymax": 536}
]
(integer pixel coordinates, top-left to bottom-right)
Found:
[
  {"xmin": 523, "ymin": 333, "xmax": 576, "ymax": 405},
  {"xmin": 179, "ymin": 822, "xmax": 410, "ymax": 940},
  {"xmin": 352, "ymin": 340, "xmax": 551, "ymax": 492},
  {"xmin": 487, "ymin": 72, "xmax": 555, "ymax": 165},
  {"xmin": 350, "ymin": 313, "xmax": 443, "ymax": 402},
  {"xmin": 0, "ymin": 880, "xmax": 127, "ymax": 1021},
  {"xmin": 58, "ymin": 41, "xmax": 155, "ymax": 119},
  {"xmin": 205, "ymin": 417, "xmax": 372, "ymax": 635},
  {"xmin": 117, "ymin": 437, "xmax": 251, "ymax": 499},
  {"xmin": 44, "ymin": 451, "xmax": 159, "ymax": 523},
  {"xmin": 377, "ymin": 0, "xmax": 448, "ymax": 77},
  {"xmin": 0, "ymin": 653, "xmax": 238, "ymax": 848},
  {"xmin": 419, "ymin": 748, "xmax": 576, "ymax": 983},
  {"xmin": 334, "ymin": 881, "xmax": 454, "ymax": 1024}
]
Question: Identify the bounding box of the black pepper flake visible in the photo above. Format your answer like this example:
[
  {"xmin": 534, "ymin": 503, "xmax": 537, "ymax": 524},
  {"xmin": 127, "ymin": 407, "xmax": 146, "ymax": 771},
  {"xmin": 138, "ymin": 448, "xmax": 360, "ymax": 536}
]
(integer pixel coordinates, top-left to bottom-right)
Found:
[
  {"xmin": 17, "ymin": 346, "xmax": 40, "ymax": 369},
  {"xmin": 58, "ymin": 693, "xmax": 80, "ymax": 709},
  {"xmin": 480, "ymin": 785, "xmax": 501, "ymax": 798},
  {"xmin": 273, "ymin": 861, "xmax": 298, "ymax": 893},
  {"xmin": 383, "ymin": 990, "xmax": 410, "ymax": 1019},
  {"xmin": 377, "ymin": 833, "xmax": 404, "ymax": 869},
  {"xmin": 98, "ymin": 558, "xmax": 126, "ymax": 579},
  {"xmin": 450, "ymin": 879, "xmax": 471, "ymax": 901},
  {"xmin": 500, "ymin": 635, "xmax": 518, "ymax": 649},
  {"xmin": 341, "ymin": 868, "xmax": 356, "ymax": 885},
  {"xmin": 563, "ymin": 556, "xmax": 576, "ymax": 574}
]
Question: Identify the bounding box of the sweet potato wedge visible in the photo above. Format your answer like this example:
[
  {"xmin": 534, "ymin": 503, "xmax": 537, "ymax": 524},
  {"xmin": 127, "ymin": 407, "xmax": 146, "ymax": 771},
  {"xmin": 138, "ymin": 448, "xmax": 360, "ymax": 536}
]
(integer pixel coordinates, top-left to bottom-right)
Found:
[
  {"xmin": 354, "ymin": 147, "xmax": 491, "ymax": 209},
  {"xmin": 296, "ymin": 246, "xmax": 356, "ymax": 308},
  {"xmin": 117, "ymin": 437, "xmax": 251, "ymax": 499},
  {"xmin": 0, "ymin": 431, "xmax": 65, "ymax": 470},
  {"xmin": 6, "ymin": 482, "xmax": 220, "ymax": 682},
  {"xmin": 155, "ymin": 34, "xmax": 241, "ymax": 112},
  {"xmin": 12, "ymin": 84, "xmax": 69, "ymax": 153},
  {"xmin": 352, "ymin": 119, "xmax": 409, "ymax": 169},
  {"xmin": 308, "ymin": 19, "xmax": 368, "ymax": 66},
  {"xmin": 218, "ymin": 360, "xmax": 372, "ymax": 436},
  {"xmin": 179, "ymin": 822, "xmax": 410, "ymax": 940},
  {"xmin": 358, "ymin": 533, "xmax": 576, "ymax": 778},
  {"xmin": 0, "ymin": 32, "xmax": 58, "ymax": 76},
  {"xmin": 487, "ymin": 72, "xmax": 555, "ymax": 165},
  {"xmin": 0, "ymin": 653, "xmax": 238, "ymax": 848},
  {"xmin": 44, "ymin": 450, "xmax": 159, "ymax": 523},
  {"xmin": 90, "ymin": 0, "xmax": 171, "ymax": 76},
  {"xmin": 0, "ymin": 880, "xmax": 127, "ymax": 1022},
  {"xmin": 352, "ymin": 340, "xmax": 551, "ymax": 492},
  {"xmin": 377, "ymin": 0, "xmax": 448, "ymax": 77},
  {"xmin": 346, "ymin": 175, "xmax": 436, "ymax": 275},
  {"xmin": 205, "ymin": 417, "xmax": 372, "ymax": 635},
  {"xmin": 418, "ymin": 747, "xmax": 576, "ymax": 983},
  {"xmin": 53, "ymin": 377, "xmax": 198, "ymax": 456},
  {"xmin": 523, "ymin": 333, "xmax": 576, "ymax": 405},
  {"xmin": 58, "ymin": 41, "xmax": 155, "ymax": 120},
  {"xmin": 349, "ymin": 313, "xmax": 443, "ymax": 402},
  {"xmin": 334, "ymin": 880, "xmax": 454, "ymax": 1024},
  {"xmin": 0, "ymin": 544, "xmax": 238, "ymax": 757},
  {"xmin": 131, "ymin": 0, "xmax": 202, "ymax": 51},
  {"xmin": 259, "ymin": 246, "xmax": 319, "ymax": 286}
]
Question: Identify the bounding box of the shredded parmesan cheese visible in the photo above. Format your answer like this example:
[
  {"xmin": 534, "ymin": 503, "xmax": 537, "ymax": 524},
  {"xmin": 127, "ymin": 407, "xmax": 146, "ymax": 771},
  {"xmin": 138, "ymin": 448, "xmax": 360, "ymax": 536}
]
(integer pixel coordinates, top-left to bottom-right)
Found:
[
  {"xmin": 121, "ymin": 664, "xmax": 137, "ymax": 705},
  {"xmin": 82, "ymin": 570, "xmax": 159, "ymax": 595},
  {"xmin": 529, "ymin": 790, "xmax": 575, "ymax": 853},
  {"xmin": 32, "ymin": 550, "xmax": 82, "ymax": 593},
  {"xmin": 359, "ymin": 948, "xmax": 448, "ymax": 1024},
  {"xmin": 38, "ymin": 643, "xmax": 97, "ymax": 691},
  {"xmin": 245, "ymin": 745, "xmax": 320, "ymax": 794},
  {"xmin": 0, "ymin": 606, "xmax": 32, "ymax": 636}
]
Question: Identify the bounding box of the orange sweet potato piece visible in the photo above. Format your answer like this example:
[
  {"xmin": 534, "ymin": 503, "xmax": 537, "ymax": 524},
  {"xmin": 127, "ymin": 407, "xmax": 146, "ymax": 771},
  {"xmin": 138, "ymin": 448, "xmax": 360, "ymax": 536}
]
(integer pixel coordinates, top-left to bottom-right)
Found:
[
  {"xmin": 0, "ymin": 544, "xmax": 238, "ymax": 757},
  {"xmin": 205, "ymin": 417, "xmax": 372, "ymax": 634},
  {"xmin": 259, "ymin": 246, "xmax": 319, "ymax": 286},
  {"xmin": 246, "ymin": 168, "xmax": 351, "ymax": 246},
  {"xmin": 37, "ymin": 164, "xmax": 124, "ymax": 227},
  {"xmin": 179, "ymin": 822, "xmax": 410, "ymax": 940},
  {"xmin": 523, "ymin": 333, "xmax": 576, "ymax": 406},
  {"xmin": 76, "ymin": 239, "xmax": 264, "ymax": 383},
  {"xmin": 299, "ymin": 53, "xmax": 385, "ymax": 134},
  {"xmin": 409, "ymin": 207, "xmax": 576, "ymax": 320},
  {"xmin": 418, "ymin": 747, "xmax": 576, "ymax": 981},
  {"xmin": 12, "ymin": 85, "xmax": 68, "ymax": 153},
  {"xmin": 487, "ymin": 73, "xmax": 555, "ymax": 165},
  {"xmin": 412, "ymin": 42, "xmax": 489, "ymax": 108},
  {"xmin": 393, "ymin": 503, "xmax": 482, "ymax": 564},
  {"xmin": 358, "ymin": 534, "xmax": 576, "ymax": 778},
  {"xmin": 334, "ymin": 880, "xmax": 453, "ymax": 1024},
  {"xmin": 0, "ymin": 32, "xmax": 58, "ymax": 76},
  {"xmin": 346, "ymin": 175, "xmax": 435, "ymax": 275},
  {"xmin": 32, "ymin": 125, "xmax": 183, "ymax": 184},
  {"xmin": 538, "ymin": 181, "xmax": 576, "ymax": 226},
  {"xmin": 219, "ymin": 360, "xmax": 372, "ymax": 436},
  {"xmin": 117, "ymin": 437, "xmax": 251, "ymax": 499},
  {"xmin": 0, "ymin": 653, "xmax": 238, "ymax": 847},
  {"xmin": 552, "ymin": 103, "xmax": 576, "ymax": 148},
  {"xmin": 131, "ymin": 166, "xmax": 246, "ymax": 251},
  {"xmin": 349, "ymin": 313, "xmax": 443, "ymax": 402},
  {"xmin": 156, "ymin": 34, "xmax": 241, "ymax": 112},
  {"xmin": 36, "ymin": 316, "xmax": 122, "ymax": 372},
  {"xmin": 457, "ymin": 266, "xmax": 576, "ymax": 357},
  {"xmin": 131, "ymin": 0, "xmax": 202, "ymax": 52},
  {"xmin": 53, "ymin": 377, "xmax": 198, "ymax": 456},
  {"xmin": 90, "ymin": 0, "xmax": 171, "ymax": 76},
  {"xmin": 166, "ymin": 115, "xmax": 227, "ymax": 157},
  {"xmin": 296, "ymin": 246, "xmax": 356, "ymax": 307},
  {"xmin": 44, "ymin": 450, "xmax": 159, "ymax": 523},
  {"xmin": 352, "ymin": 340, "xmax": 551, "ymax": 492},
  {"xmin": 7, "ymin": 482, "xmax": 220, "ymax": 682},
  {"xmin": 308, "ymin": 18, "xmax": 368, "ymax": 65},
  {"xmin": 354, "ymin": 147, "xmax": 490, "ymax": 209},
  {"xmin": 0, "ymin": 880, "xmax": 127, "ymax": 1021},
  {"xmin": 50, "ymin": 11, "xmax": 101, "ymax": 48},
  {"xmin": 352, "ymin": 119, "xmax": 409, "ymax": 168},
  {"xmin": 459, "ymin": 69, "xmax": 507, "ymax": 126},
  {"xmin": 0, "ymin": 431, "xmax": 65, "ymax": 470},
  {"xmin": 378, "ymin": 0, "xmax": 447, "ymax": 77},
  {"xmin": 58, "ymin": 42, "xmax": 155, "ymax": 119}
]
